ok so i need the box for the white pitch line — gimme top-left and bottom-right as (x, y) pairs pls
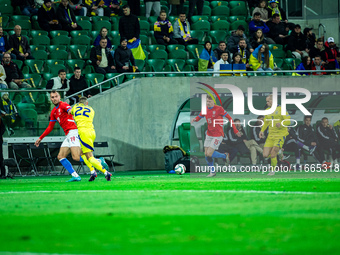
(0, 190), (340, 195)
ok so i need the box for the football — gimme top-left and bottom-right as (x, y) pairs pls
(174, 164), (186, 175)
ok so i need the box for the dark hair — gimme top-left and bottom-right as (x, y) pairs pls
(204, 41), (212, 51)
(221, 51), (228, 56)
(272, 13), (280, 19)
(58, 69), (66, 75)
(100, 37), (107, 42)
(74, 67), (81, 71)
(254, 28), (264, 41)
(239, 38), (246, 43)
(304, 115), (312, 121)
(257, 115), (264, 119)
(50, 90), (58, 94)
(316, 38), (323, 43)
(160, 10), (167, 15)
(232, 53), (242, 63)
(100, 27), (108, 37)
(179, 12), (186, 16)
(258, 0), (267, 7)
(218, 41), (226, 45)
(258, 44), (270, 67)
(301, 56), (311, 69)
(122, 5), (130, 9)
(254, 12), (261, 17)
(322, 117), (328, 121)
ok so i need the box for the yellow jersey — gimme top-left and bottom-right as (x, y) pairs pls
(261, 105), (290, 137)
(70, 103), (95, 130)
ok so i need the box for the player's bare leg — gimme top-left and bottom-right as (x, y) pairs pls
(58, 147), (81, 182)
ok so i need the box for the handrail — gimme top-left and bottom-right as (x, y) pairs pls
(318, 23), (326, 42)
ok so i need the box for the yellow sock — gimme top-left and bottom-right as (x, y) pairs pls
(81, 155), (94, 172)
(89, 156), (106, 174)
(271, 156), (277, 169)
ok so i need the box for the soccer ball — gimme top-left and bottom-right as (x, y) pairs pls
(175, 164), (186, 175)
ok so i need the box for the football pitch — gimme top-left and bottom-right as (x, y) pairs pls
(1, 171), (340, 255)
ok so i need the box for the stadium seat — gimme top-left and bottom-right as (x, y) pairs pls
(12, 60), (23, 70)
(135, 59), (145, 71)
(228, 16), (246, 23)
(92, 16), (110, 22)
(148, 31), (157, 45)
(77, 20), (92, 32)
(70, 30), (89, 38)
(168, 16), (177, 23)
(86, 73), (105, 88)
(169, 49), (187, 60)
(165, 59), (186, 72)
(49, 64), (67, 76)
(51, 35), (71, 47)
(211, 6), (230, 16)
(167, 45), (186, 52)
(23, 73), (42, 88)
(49, 50), (69, 60)
(211, 20), (230, 31)
(191, 15), (209, 24)
(11, 15), (29, 22)
(30, 45), (46, 52)
(230, 5), (248, 16)
(110, 31), (121, 46)
(0, 3), (13, 15)
(7, 20), (32, 31)
(110, 16), (119, 31)
(274, 58), (284, 69)
(230, 20), (249, 32)
(283, 58), (301, 70)
(229, 1), (247, 9)
(20, 109), (38, 128)
(186, 58), (198, 67)
(24, 60), (45, 74)
(268, 44), (284, 51)
(47, 45), (68, 53)
(178, 123), (202, 156)
(49, 30), (69, 38)
(271, 49), (286, 59)
(210, 16), (228, 23)
(149, 49), (168, 60)
(93, 20), (111, 33)
(147, 45), (166, 52)
(1, 16), (10, 28)
(209, 30), (227, 44)
(31, 35), (50, 46)
(69, 45), (87, 59)
(139, 20), (150, 36)
(140, 35), (150, 45)
(75, 16), (91, 22)
(210, 1), (229, 8)
(31, 50), (48, 61)
(145, 59), (166, 76)
(43, 73), (54, 81)
(106, 73), (124, 87)
(187, 45), (204, 59)
(202, 5), (212, 16)
(66, 59), (86, 72)
(71, 35), (91, 48)
(190, 30), (205, 44)
(148, 16), (158, 24)
(30, 30), (49, 37)
(191, 20), (211, 32)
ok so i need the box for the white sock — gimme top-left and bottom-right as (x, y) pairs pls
(296, 158), (301, 164)
(71, 172), (79, 177)
(91, 170), (96, 174)
(104, 170), (108, 176)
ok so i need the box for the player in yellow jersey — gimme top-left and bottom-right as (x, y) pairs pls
(259, 95), (291, 175)
(68, 97), (112, 181)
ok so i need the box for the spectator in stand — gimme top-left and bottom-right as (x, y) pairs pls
(295, 56), (312, 76)
(90, 38), (116, 75)
(310, 38), (325, 60)
(198, 41), (217, 71)
(93, 27), (113, 50)
(231, 38), (251, 65)
(127, 0), (140, 16)
(267, 0), (288, 23)
(145, 0), (160, 19)
(228, 119), (263, 166)
(169, 0), (184, 16)
(153, 10), (178, 46)
(84, 0), (104, 16)
(0, 27), (16, 63)
(304, 27), (316, 51)
(188, 0), (204, 23)
(231, 53), (246, 76)
(67, 67), (91, 105)
(119, 5), (140, 44)
(213, 41), (231, 64)
(103, 0), (121, 17)
(252, 0), (269, 22)
(12, 0), (38, 16)
(228, 25), (253, 54)
(249, 44), (274, 75)
(46, 69), (70, 90)
(250, 28), (272, 49)
(266, 13), (289, 45)
(249, 12), (270, 37)
(0, 64), (8, 89)
(173, 13), (198, 46)
(217, 131), (238, 165)
(1, 53), (31, 89)
(311, 55), (326, 75)
(56, 0), (83, 32)
(252, 115), (267, 163)
(69, 0), (87, 16)
(0, 92), (19, 136)
(213, 51), (230, 77)
(8, 26), (34, 62)
(321, 37), (339, 72)
(287, 24), (309, 59)
(114, 38), (139, 73)
(317, 117), (340, 165)
(38, 0), (62, 32)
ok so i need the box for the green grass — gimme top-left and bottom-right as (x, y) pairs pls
(1, 171), (340, 255)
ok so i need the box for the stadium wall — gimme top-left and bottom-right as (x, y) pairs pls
(90, 76), (340, 171)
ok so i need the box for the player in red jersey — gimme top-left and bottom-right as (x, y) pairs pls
(35, 91), (94, 182)
(191, 95), (241, 177)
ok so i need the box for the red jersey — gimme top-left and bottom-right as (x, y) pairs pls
(50, 101), (77, 135)
(194, 105), (238, 137)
